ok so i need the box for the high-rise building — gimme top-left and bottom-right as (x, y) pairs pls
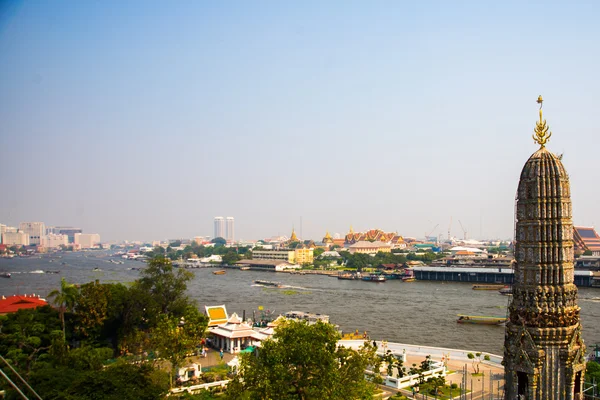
(19, 222), (46, 245)
(74, 233), (101, 249)
(214, 217), (225, 239)
(2, 231), (30, 246)
(41, 234), (69, 248)
(226, 217), (235, 242)
(503, 97), (585, 399)
(50, 227), (83, 243)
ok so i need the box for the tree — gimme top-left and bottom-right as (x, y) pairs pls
(583, 250), (593, 256)
(587, 360), (600, 384)
(211, 237), (227, 245)
(151, 306), (208, 387)
(313, 248), (325, 258)
(0, 306), (62, 373)
(466, 352), (489, 374)
(226, 320), (376, 399)
(222, 250), (240, 265)
(64, 361), (169, 400)
(74, 281), (111, 341)
(48, 277), (79, 339)
(137, 256), (194, 321)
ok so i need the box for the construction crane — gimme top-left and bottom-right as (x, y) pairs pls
(425, 224), (439, 240)
(459, 220), (467, 240)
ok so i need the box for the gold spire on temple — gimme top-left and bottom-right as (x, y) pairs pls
(322, 231), (333, 244)
(349, 225), (354, 234)
(289, 227), (298, 242)
(533, 95), (552, 148)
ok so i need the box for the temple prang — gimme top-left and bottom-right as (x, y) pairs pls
(503, 97), (586, 399)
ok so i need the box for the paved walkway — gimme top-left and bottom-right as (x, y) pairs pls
(185, 348), (237, 369)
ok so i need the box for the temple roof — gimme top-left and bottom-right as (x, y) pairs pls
(0, 295), (48, 315)
(205, 305), (229, 326)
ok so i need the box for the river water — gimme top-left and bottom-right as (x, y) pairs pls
(2, 252), (600, 355)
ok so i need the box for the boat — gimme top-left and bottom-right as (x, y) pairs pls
(456, 315), (507, 325)
(472, 284), (506, 290)
(402, 276), (416, 282)
(499, 286), (513, 296)
(254, 280), (283, 288)
(240, 266), (250, 271)
(361, 274), (386, 282)
(338, 272), (360, 280)
(0, 272), (11, 278)
(213, 270), (226, 275)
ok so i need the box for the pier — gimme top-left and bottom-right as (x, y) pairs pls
(411, 266), (596, 287)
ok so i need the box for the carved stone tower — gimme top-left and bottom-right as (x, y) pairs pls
(504, 97), (586, 399)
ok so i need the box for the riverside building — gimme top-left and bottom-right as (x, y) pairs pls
(19, 222), (45, 245)
(503, 97), (586, 399)
(74, 233), (100, 249)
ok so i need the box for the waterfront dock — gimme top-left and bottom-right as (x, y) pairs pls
(411, 265), (596, 287)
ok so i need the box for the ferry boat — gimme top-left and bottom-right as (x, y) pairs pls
(254, 280), (283, 288)
(472, 284), (506, 290)
(213, 270), (226, 275)
(402, 276), (416, 282)
(456, 315), (507, 325)
(0, 272), (11, 278)
(338, 272), (360, 280)
(240, 266), (250, 271)
(361, 274), (386, 282)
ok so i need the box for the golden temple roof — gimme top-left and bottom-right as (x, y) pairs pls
(289, 228), (298, 242)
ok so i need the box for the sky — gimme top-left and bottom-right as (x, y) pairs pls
(0, 1), (598, 243)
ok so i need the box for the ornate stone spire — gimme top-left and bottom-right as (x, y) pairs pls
(503, 97), (585, 400)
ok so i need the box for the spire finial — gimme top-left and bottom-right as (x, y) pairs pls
(533, 95), (552, 148)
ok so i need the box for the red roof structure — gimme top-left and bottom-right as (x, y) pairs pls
(0, 295), (48, 315)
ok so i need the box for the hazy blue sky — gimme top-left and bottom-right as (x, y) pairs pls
(1, 1), (598, 242)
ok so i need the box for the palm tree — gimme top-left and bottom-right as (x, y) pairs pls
(48, 277), (78, 339)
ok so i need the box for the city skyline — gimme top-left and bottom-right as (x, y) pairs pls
(1, 2), (598, 242)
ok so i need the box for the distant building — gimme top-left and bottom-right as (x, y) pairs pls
(322, 231), (334, 246)
(226, 217), (235, 242)
(253, 249), (295, 263)
(41, 234), (69, 248)
(74, 233), (100, 249)
(252, 248), (313, 265)
(344, 227), (405, 248)
(348, 240), (391, 255)
(294, 248), (314, 265)
(214, 217), (225, 239)
(2, 231), (30, 246)
(19, 222), (45, 245)
(236, 259), (300, 271)
(53, 227), (82, 243)
(574, 226), (600, 256)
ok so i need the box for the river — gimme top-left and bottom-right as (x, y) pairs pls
(2, 252), (599, 355)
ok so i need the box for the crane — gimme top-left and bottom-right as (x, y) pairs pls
(425, 224), (439, 240)
(459, 220), (467, 240)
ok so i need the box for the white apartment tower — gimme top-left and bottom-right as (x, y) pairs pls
(19, 222), (46, 245)
(214, 217), (225, 240)
(226, 217), (235, 242)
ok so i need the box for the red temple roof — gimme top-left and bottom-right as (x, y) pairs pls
(0, 295), (48, 314)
